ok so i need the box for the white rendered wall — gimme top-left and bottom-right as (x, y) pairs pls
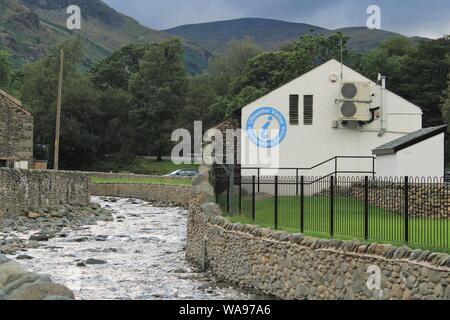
(395, 133), (444, 178)
(241, 59), (423, 177)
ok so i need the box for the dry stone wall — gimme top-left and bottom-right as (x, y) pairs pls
(187, 166), (450, 300)
(90, 183), (191, 207)
(0, 168), (90, 218)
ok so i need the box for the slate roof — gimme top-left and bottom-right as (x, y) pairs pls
(372, 125), (448, 156)
(0, 89), (31, 116)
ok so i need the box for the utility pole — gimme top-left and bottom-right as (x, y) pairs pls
(54, 49), (64, 170)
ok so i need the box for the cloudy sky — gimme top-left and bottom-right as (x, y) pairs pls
(103, 0), (450, 38)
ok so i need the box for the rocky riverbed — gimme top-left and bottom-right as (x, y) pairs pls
(0, 197), (266, 300)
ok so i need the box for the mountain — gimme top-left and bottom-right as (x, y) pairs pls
(0, 0), (211, 74)
(326, 27), (408, 52)
(164, 18), (327, 52)
(164, 17), (425, 53)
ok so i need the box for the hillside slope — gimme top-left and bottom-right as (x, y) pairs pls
(164, 18), (327, 52)
(0, 0), (210, 74)
(164, 17), (425, 52)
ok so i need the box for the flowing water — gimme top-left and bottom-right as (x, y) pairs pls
(12, 197), (263, 300)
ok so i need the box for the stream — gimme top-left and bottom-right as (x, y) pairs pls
(10, 197), (263, 300)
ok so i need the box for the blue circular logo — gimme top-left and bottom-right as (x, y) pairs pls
(246, 107), (287, 148)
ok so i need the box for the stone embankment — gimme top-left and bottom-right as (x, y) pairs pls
(0, 168), (90, 219)
(186, 166), (450, 300)
(90, 183), (191, 207)
(0, 202), (112, 255)
(0, 168), (113, 300)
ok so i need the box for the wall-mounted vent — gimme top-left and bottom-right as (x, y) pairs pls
(289, 95), (299, 125)
(304, 95), (313, 125)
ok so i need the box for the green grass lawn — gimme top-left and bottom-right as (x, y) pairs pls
(221, 195), (450, 253)
(93, 158), (199, 176)
(91, 176), (192, 186)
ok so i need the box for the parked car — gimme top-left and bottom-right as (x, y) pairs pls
(163, 169), (199, 177)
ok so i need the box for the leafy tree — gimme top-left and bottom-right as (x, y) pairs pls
(394, 36), (450, 127)
(58, 77), (103, 169)
(96, 87), (135, 159)
(208, 37), (262, 96)
(89, 44), (150, 90)
(0, 50), (12, 89)
(20, 37), (90, 167)
(441, 54), (450, 124)
(217, 33), (354, 116)
(184, 74), (218, 129)
(129, 39), (188, 161)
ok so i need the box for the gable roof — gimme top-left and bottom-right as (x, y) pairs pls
(372, 125), (448, 156)
(237, 59), (422, 115)
(0, 89), (31, 116)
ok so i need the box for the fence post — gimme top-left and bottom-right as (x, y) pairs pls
(372, 157), (376, 178)
(330, 175), (334, 238)
(296, 169), (299, 196)
(404, 176), (409, 244)
(257, 168), (261, 193)
(226, 175), (230, 213)
(274, 176), (279, 230)
(238, 177), (242, 214)
(334, 157), (338, 177)
(364, 176), (369, 241)
(215, 177), (219, 204)
(300, 176), (305, 233)
(252, 176), (256, 222)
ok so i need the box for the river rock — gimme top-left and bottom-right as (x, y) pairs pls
(0, 254), (9, 264)
(29, 233), (50, 242)
(6, 281), (74, 300)
(0, 273), (42, 296)
(27, 212), (41, 219)
(16, 255), (33, 260)
(0, 261), (26, 288)
(85, 258), (107, 265)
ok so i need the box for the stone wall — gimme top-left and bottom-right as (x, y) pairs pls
(0, 89), (33, 166)
(90, 183), (191, 207)
(85, 171), (192, 181)
(0, 168), (90, 218)
(328, 180), (450, 217)
(187, 166), (450, 300)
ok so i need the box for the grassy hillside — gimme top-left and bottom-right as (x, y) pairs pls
(0, 0), (210, 74)
(164, 17), (428, 53)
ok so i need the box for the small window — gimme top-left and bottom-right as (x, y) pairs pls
(289, 95), (299, 125)
(304, 95), (313, 125)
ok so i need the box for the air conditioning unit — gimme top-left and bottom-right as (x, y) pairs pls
(339, 82), (372, 122)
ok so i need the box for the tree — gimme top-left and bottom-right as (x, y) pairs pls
(208, 37), (262, 96)
(441, 54), (450, 123)
(20, 37), (90, 167)
(129, 39), (188, 161)
(184, 74), (218, 129)
(89, 44), (149, 90)
(0, 50), (12, 90)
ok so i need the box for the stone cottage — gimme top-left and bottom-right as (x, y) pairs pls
(0, 89), (33, 169)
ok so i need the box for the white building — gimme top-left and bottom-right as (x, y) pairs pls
(240, 59), (445, 178)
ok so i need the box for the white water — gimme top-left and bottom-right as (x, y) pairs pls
(14, 197), (262, 300)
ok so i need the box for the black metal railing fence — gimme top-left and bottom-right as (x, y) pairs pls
(214, 174), (449, 252)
